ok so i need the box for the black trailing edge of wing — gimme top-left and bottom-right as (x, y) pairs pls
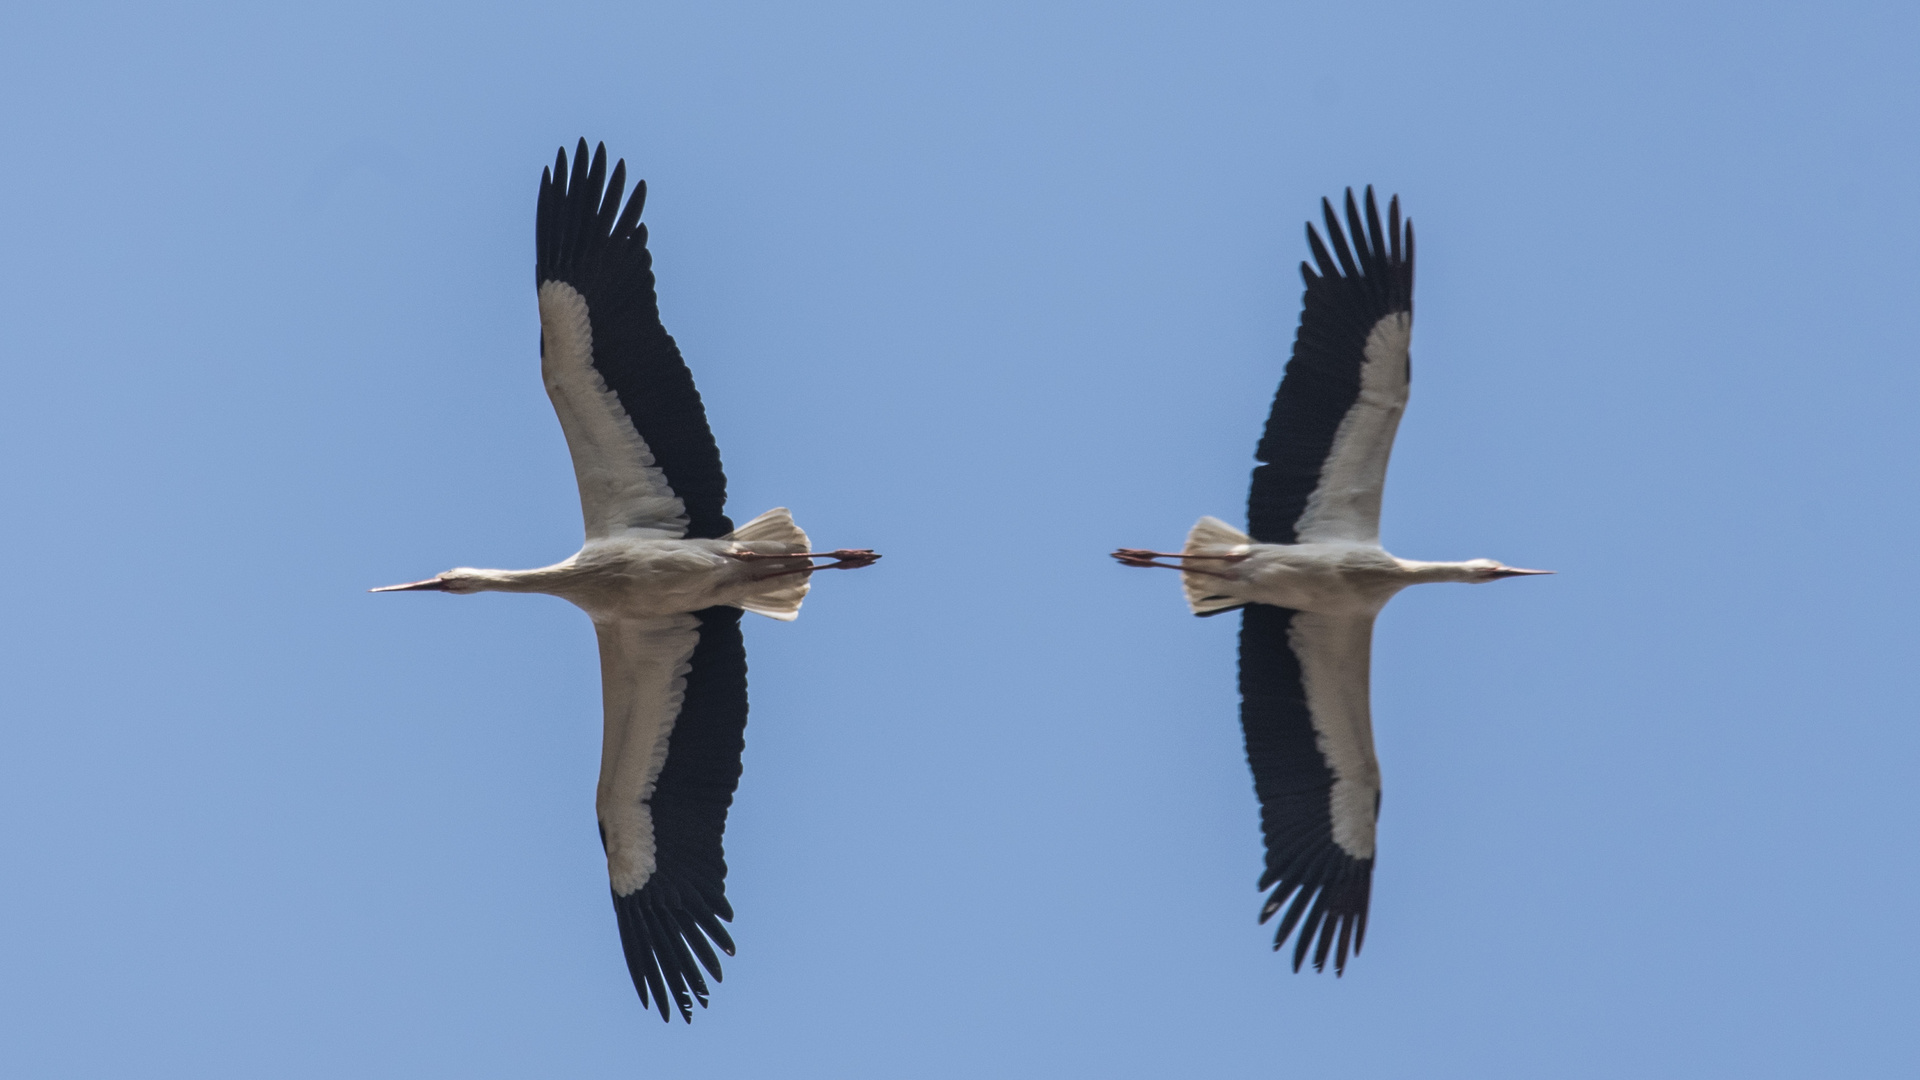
(536, 140), (734, 539)
(1248, 187), (1413, 545)
(609, 606), (751, 1022)
(1239, 604), (1374, 974)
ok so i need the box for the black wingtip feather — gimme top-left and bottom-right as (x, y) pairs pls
(1405, 221), (1415, 304)
(1260, 869), (1373, 975)
(614, 881), (735, 1024)
(1362, 187), (1384, 267)
(1342, 189), (1371, 278)
(615, 178), (647, 236)
(645, 904), (703, 1021)
(1291, 895), (1330, 972)
(584, 143), (608, 211)
(1305, 224), (1338, 280)
(1312, 901), (1340, 972)
(672, 908), (726, 982)
(1387, 195), (1401, 264)
(701, 912), (737, 956)
(568, 139), (590, 202)
(600, 159), (627, 227)
(1271, 885), (1315, 950)
(1321, 198), (1361, 279)
(623, 903), (673, 1023)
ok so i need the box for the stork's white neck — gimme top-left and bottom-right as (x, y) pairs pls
(439, 564), (586, 595)
(1393, 559), (1498, 584)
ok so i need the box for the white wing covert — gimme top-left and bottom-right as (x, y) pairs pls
(594, 614), (702, 897)
(541, 283), (690, 539)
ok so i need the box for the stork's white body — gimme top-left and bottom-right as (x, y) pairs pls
(560, 536), (800, 619)
(425, 514), (816, 621)
(1183, 527), (1509, 618)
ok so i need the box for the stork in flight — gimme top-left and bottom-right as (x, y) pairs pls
(1112, 189), (1547, 975)
(376, 141), (879, 1022)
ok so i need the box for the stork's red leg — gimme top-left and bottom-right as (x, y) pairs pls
(1109, 549), (1241, 578)
(729, 549), (882, 576)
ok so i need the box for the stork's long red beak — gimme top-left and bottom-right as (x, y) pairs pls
(370, 578), (450, 593)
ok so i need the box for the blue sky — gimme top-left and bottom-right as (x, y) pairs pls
(2, 1), (1918, 1076)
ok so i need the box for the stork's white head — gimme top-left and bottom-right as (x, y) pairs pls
(1462, 558), (1554, 583)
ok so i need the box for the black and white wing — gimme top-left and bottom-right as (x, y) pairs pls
(595, 609), (749, 1022)
(536, 140), (733, 542)
(1248, 188), (1413, 546)
(1235, 190), (1410, 974)
(1240, 605), (1379, 974)
(537, 143), (747, 1021)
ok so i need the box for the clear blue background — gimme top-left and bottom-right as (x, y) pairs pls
(2, 2), (1916, 1076)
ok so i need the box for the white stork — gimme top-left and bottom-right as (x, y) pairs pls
(1112, 189), (1547, 975)
(376, 141), (879, 1022)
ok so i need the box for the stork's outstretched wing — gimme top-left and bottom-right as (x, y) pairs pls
(1248, 188), (1413, 545)
(594, 608), (750, 1022)
(540, 142), (748, 1022)
(1239, 604), (1379, 974)
(536, 140), (733, 542)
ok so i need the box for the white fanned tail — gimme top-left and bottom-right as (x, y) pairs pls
(1183, 516), (1254, 615)
(728, 507), (812, 621)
